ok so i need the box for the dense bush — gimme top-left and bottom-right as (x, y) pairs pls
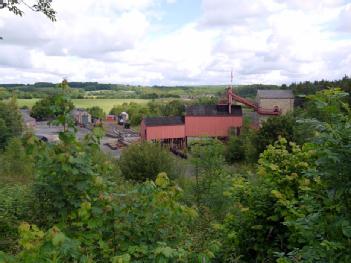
(279, 89), (351, 262)
(225, 124), (258, 164)
(225, 135), (245, 163)
(219, 89), (351, 262)
(87, 106), (105, 120)
(0, 185), (33, 254)
(254, 114), (298, 156)
(119, 142), (176, 182)
(190, 139), (227, 212)
(0, 137), (34, 184)
(219, 138), (317, 262)
(30, 96), (55, 121)
(30, 95), (74, 122)
(0, 98), (23, 150)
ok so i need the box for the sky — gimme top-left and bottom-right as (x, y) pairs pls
(0, 0), (350, 85)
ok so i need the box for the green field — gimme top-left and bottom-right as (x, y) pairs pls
(16, 99), (151, 113)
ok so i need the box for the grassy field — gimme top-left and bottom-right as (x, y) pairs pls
(16, 99), (151, 113)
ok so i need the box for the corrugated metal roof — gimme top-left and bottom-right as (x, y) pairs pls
(186, 105), (242, 116)
(144, 116), (185, 127)
(257, 90), (294, 99)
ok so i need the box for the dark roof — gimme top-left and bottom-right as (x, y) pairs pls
(257, 90), (294, 99)
(186, 105), (242, 116)
(144, 116), (185, 127)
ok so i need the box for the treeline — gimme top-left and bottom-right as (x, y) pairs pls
(1, 75), (351, 95)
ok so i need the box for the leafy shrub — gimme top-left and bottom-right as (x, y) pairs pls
(1, 174), (215, 262)
(279, 89), (351, 262)
(225, 135), (245, 163)
(30, 96), (55, 121)
(87, 106), (105, 120)
(0, 185), (33, 253)
(31, 95), (74, 122)
(254, 114), (298, 156)
(219, 138), (316, 262)
(0, 137), (34, 184)
(32, 130), (112, 226)
(119, 142), (176, 182)
(0, 98), (23, 149)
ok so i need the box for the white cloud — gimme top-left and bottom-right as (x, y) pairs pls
(337, 3), (351, 32)
(0, 0), (350, 85)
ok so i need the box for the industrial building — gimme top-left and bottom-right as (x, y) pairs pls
(141, 88), (294, 146)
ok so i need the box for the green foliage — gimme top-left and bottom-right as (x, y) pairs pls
(0, 137), (34, 184)
(225, 135), (245, 163)
(3, 81), (351, 262)
(0, 97), (23, 150)
(110, 102), (149, 126)
(220, 88), (351, 262)
(147, 100), (186, 117)
(219, 138), (316, 262)
(0, 185), (33, 254)
(48, 81), (75, 132)
(225, 124), (258, 164)
(110, 173), (202, 262)
(87, 106), (105, 120)
(30, 82), (75, 124)
(32, 129), (112, 226)
(190, 139), (227, 212)
(0, 81), (216, 262)
(2, 174), (209, 262)
(255, 114), (299, 156)
(110, 99), (186, 126)
(3, 223), (84, 262)
(29, 96), (55, 120)
(119, 142), (176, 182)
(0, 87), (11, 100)
(279, 89), (351, 262)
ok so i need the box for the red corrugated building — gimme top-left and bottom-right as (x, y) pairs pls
(140, 103), (243, 146)
(141, 116), (185, 141)
(185, 105), (242, 137)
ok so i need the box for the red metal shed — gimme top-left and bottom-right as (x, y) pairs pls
(141, 104), (243, 143)
(185, 105), (242, 137)
(141, 116), (185, 141)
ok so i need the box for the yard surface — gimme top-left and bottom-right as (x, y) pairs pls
(16, 99), (151, 113)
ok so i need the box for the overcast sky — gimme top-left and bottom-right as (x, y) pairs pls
(0, 0), (350, 85)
